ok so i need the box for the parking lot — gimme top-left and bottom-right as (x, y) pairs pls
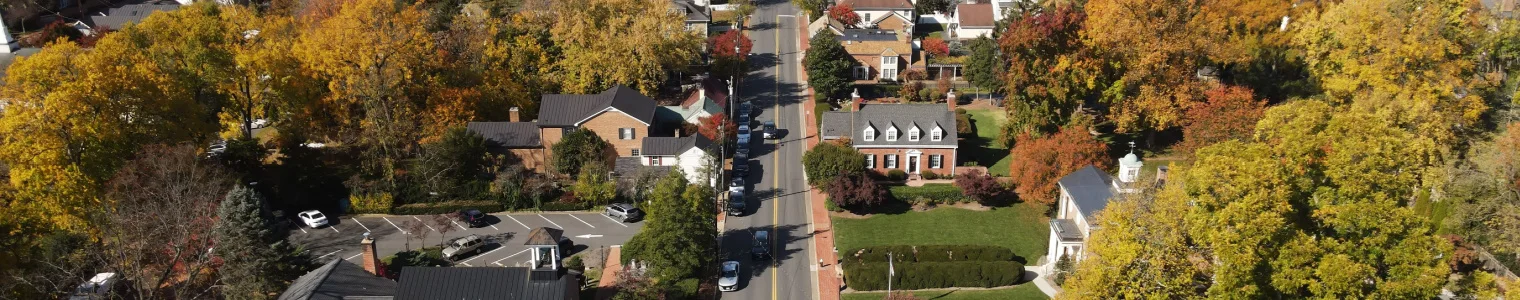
(287, 211), (644, 268)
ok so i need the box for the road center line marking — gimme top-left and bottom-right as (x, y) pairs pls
(317, 250), (342, 259)
(412, 216), (439, 232)
(600, 213), (630, 227)
(460, 247), (505, 264)
(538, 214), (563, 229)
(567, 214), (596, 228)
(773, 14), (783, 300)
(350, 218), (371, 233)
(505, 215), (530, 229)
(345, 253), (362, 260)
(491, 248), (533, 266)
(382, 217), (408, 234)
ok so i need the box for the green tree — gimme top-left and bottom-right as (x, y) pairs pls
(214, 185), (309, 299)
(804, 30), (856, 101)
(573, 163), (617, 205)
(621, 171), (716, 282)
(914, 0), (951, 15)
(416, 127), (488, 197)
(963, 36), (1002, 97)
(727, 0), (756, 28)
(551, 129), (612, 177)
(802, 141), (866, 188)
(792, 0), (828, 21)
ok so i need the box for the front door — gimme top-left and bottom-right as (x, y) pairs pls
(907, 155), (919, 174)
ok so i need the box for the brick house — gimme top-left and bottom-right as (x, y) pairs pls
(838, 0), (914, 30)
(807, 16), (916, 82)
(467, 85), (661, 173)
(819, 95), (959, 177)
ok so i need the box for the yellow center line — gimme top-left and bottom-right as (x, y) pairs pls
(771, 13), (782, 300)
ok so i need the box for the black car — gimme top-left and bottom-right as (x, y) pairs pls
(733, 160), (749, 179)
(762, 121), (777, 140)
(458, 209), (489, 228)
(751, 230), (770, 260)
(727, 190), (746, 216)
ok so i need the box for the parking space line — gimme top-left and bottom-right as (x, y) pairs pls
(298, 227), (308, 234)
(412, 216), (439, 232)
(351, 218), (371, 233)
(317, 250), (342, 260)
(382, 217), (408, 234)
(489, 223), (500, 230)
(567, 214), (595, 228)
(537, 214), (563, 229)
(451, 220), (468, 230)
(505, 215), (529, 229)
(460, 247), (505, 265)
(345, 253), (362, 261)
(459, 262), (472, 266)
(600, 214), (630, 227)
(329, 225), (339, 233)
(491, 248), (533, 266)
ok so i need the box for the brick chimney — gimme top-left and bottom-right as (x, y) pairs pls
(509, 107), (520, 122)
(851, 88), (863, 111)
(361, 235), (380, 276)
(946, 89), (958, 112)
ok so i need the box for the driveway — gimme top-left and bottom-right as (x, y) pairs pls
(286, 211), (644, 268)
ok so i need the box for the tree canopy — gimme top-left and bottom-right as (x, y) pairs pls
(804, 30), (857, 101)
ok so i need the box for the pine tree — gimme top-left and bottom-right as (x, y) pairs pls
(214, 185), (308, 299)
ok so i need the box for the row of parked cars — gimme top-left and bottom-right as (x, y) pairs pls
(719, 230), (771, 292)
(727, 101), (778, 217)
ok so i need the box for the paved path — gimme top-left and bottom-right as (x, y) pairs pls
(596, 247), (623, 300)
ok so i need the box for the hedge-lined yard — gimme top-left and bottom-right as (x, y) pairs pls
(840, 285), (1049, 300)
(843, 245), (1016, 263)
(844, 260), (1025, 290)
(888, 184), (969, 204)
(833, 203), (1049, 263)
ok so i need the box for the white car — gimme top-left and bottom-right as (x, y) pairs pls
(298, 210), (329, 228)
(719, 261), (740, 292)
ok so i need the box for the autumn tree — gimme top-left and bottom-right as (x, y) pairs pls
(922, 37), (948, 58)
(99, 145), (234, 299)
(709, 29), (754, 80)
(727, 0), (756, 28)
(1006, 126), (1110, 203)
(793, 0), (829, 21)
(828, 4), (861, 27)
(550, 0), (703, 95)
(697, 113), (738, 142)
(1445, 123), (1520, 266)
(574, 163), (617, 205)
(1176, 85), (1266, 155)
(954, 168), (1000, 203)
(802, 141), (866, 188)
(218, 7), (313, 139)
(805, 30), (857, 100)
(826, 172), (887, 208)
(998, 5), (1099, 137)
(552, 129), (612, 177)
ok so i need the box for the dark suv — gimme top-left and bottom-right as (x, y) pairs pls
(458, 209), (489, 228)
(727, 190), (746, 216)
(751, 230), (770, 260)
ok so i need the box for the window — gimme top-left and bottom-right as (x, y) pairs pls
(886, 128), (897, 141)
(562, 127), (575, 135)
(864, 127), (875, 141)
(650, 156), (662, 165)
(930, 155), (942, 168)
(886, 155), (898, 169)
(854, 66), (869, 80)
(863, 13), (871, 23)
(619, 128), (635, 140)
(932, 128), (943, 141)
(909, 128), (920, 141)
(631, 149), (641, 156)
(865, 154), (875, 168)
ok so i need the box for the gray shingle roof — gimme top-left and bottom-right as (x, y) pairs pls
(1050, 219), (1084, 242)
(524, 227), (564, 246)
(819, 104), (958, 147)
(89, 4), (180, 30)
(395, 267), (576, 300)
(1057, 165), (1116, 223)
(278, 259), (396, 300)
(641, 135), (713, 156)
(537, 85), (656, 127)
(673, 0), (711, 22)
(614, 157), (671, 180)
(467, 122), (541, 148)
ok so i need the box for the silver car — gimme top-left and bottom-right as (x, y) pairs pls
(719, 261), (740, 292)
(441, 235), (486, 261)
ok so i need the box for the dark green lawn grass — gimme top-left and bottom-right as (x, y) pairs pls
(960, 108), (1012, 176)
(832, 202), (1050, 263)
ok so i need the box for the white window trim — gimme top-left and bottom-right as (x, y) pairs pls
(865, 154), (875, 168)
(864, 127), (876, 141)
(930, 155), (942, 168)
(886, 154), (898, 169)
(931, 128), (943, 141)
(886, 128), (898, 141)
(909, 128), (920, 141)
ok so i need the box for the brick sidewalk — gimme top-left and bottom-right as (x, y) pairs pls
(595, 247), (623, 300)
(797, 14), (843, 300)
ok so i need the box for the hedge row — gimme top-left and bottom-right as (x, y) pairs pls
(391, 200), (504, 215)
(888, 184), (968, 204)
(349, 192), (395, 214)
(843, 260), (1025, 290)
(539, 201), (592, 211)
(843, 245), (1016, 263)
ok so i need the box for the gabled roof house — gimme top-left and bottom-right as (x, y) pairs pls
(1047, 148), (1167, 264)
(820, 91), (960, 178)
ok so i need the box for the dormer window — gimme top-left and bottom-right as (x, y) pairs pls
(885, 127), (898, 141)
(931, 127), (943, 141)
(863, 126), (876, 141)
(909, 128), (920, 141)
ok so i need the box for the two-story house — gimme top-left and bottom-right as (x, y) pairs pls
(809, 15), (916, 82)
(639, 135), (716, 185)
(840, 0), (914, 30)
(673, 0), (711, 38)
(1047, 150), (1163, 263)
(819, 92), (959, 177)
(467, 85), (660, 174)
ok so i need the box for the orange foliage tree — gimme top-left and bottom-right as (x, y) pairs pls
(698, 113), (738, 142)
(1007, 126), (1110, 203)
(828, 4), (860, 26)
(1176, 85), (1266, 155)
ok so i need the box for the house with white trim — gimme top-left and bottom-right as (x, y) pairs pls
(639, 135), (716, 185)
(1047, 149), (1164, 263)
(818, 91), (960, 178)
(468, 85), (663, 174)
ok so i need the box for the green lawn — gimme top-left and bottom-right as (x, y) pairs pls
(841, 284), (1049, 300)
(961, 108), (1012, 176)
(832, 203), (1050, 262)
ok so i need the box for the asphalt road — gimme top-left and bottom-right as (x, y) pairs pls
(287, 212), (644, 270)
(721, 0), (813, 299)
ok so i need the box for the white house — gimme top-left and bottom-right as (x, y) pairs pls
(950, 1), (995, 38)
(639, 135), (716, 186)
(841, 0), (914, 29)
(1046, 150), (1152, 263)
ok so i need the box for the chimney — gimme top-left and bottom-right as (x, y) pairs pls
(509, 107), (520, 122)
(946, 89), (957, 112)
(1156, 166), (1170, 186)
(851, 89), (863, 111)
(361, 235), (380, 276)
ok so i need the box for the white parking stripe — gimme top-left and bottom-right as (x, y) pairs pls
(491, 248), (533, 266)
(599, 213), (630, 227)
(351, 218), (371, 233)
(460, 247), (506, 264)
(505, 215), (529, 229)
(412, 216), (439, 232)
(345, 253), (362, 260)
(459, 262), (472, 266)
(298, 227), (308, 234)
(489, 224), (500, 230)
(567, 214), (595, 228)
(329, 225), (340, 233)
(317, 250), (342, 259)
(451, 220), (468, 230)
(383, 217), (408, 234)
(537, 214), (563, 228)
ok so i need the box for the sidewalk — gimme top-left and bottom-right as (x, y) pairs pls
(595, 247), (623, 300)
(798, 13), (843, 300)
(1028, 263), (1061, 297)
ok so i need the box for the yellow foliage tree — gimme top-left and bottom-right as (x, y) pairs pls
(550, 0), (702, 95)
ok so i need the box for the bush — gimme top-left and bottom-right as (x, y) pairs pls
(921, 170), (940, 180)
(954, 108), (967, 115)
(566, 255), (585, 271)
(843, 245), (1016, 263)
(825, 197), (844, 212)
(380, 247), (447, 279)
(955, 111), (973, 135)
(886, 170), (908, 181)
(539, 201), (592, 211)
(888, 184), (968, 204)
(843, 260), (1025, 290)
(391, 200), (503, 215)
(349, 192), (395, 214)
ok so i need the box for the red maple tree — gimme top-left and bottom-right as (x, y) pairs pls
(923, 37), (950, 58)
(1177, 85), (1266, 155)
(954, 168), (1002, 202)
(828, 4), (861, 26)
(697, 113), (738, 142)
(708, 29), (754, 60)
(1007, 126), (1111, 204)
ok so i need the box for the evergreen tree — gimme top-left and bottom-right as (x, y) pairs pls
(214, 185), (309, 299)
(804, 30), (857, 101)
(963, 37), (1003, 97)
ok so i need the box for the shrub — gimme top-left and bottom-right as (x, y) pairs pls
(921, 170), (940, 180)
(955, 111), (973, 135)
(825, 198), (844, 212)
(566, 255), (585, 271)
(843, 260), (1025, 290)
(955, 108), (967, 115)
(888, 184), (967, 204)
(954, 169), (1001, 202)
(539, 201), (592, 211)
(349, 192), (395, 214)
(391, 200), (503, 215)
(843, 245), (1016, 263)
(886, 170), (908, 181)
(826, 172), (889, 208)
(381, 247), (447, 279)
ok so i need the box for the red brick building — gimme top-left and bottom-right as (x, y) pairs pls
(819, 96), (959, 177)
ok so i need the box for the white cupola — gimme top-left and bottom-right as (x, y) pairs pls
(1117, 141), (1143, 183)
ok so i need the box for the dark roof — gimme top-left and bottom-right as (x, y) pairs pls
(1057, 166), (1116, 222)
(1050, 219), (1084, 242)
(956, 3), (995, 28)
(839, 29), (901, 42)
(819, 104), (958, 147)
(841, 0), (913, 10)
(524, 227), (564, 246)
(641, 135), (713, 156)
(467, 122), (542, 148)
(672, 0), (711, 22)
(89, 3), (179, 29)
(537, 85), (657, 127)
(613, 157), (672, 180)
(278, 259), (397, 300)
(395, 267), (576, 300)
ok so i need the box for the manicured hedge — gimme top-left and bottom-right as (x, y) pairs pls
(888, 184), (968, 204)
(843, 245), (1016, 263)
(391, 200), (503, 215)
(539, 201), (592, 211)
(843, 260), (1025, 290)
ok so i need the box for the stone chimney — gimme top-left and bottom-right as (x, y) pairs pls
(361, 235), (380, 276)
(509, 107), (520, 122)
(946, 89), (958, 112)
(851, 89), (863, 111)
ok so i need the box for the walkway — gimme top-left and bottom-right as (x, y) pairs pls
(595, 246), (623, 300)
(799, 13), (843, 300)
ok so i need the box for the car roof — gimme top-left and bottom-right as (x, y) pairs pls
(611, 203), (634, 209)
(723, 261), (740, 269)
(755, 230), (768, 238)
(301, 210), (321, 214)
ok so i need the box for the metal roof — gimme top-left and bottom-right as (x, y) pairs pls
(641, 135), (713, 156)
(467, 122), (542, 148)
(537, 85), (656, 127)
(1057, 165), (1116, 222)
(1051, 219), (1084, 242)
(819, 104), (958, 147)
(394, 267), (576, 300)
(278, 259), (396, 300)
(839, 29), (901, 42)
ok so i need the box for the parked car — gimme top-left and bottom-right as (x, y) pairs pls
(735, 148), (750, 159)
(729, 177), (746, 194)
(736, 108), (751, 126)
(204, 140), (227, 159)
(604, 203), (644, 222)
(727, 190), (746, 216)
(297, 210), (328, 228)
(736, 124), (751, 144)
(762, 121), (777, 139)
(733, 160), (749, 180)
(719, 261), (741, 292)
(441, 234), (486, 261)
(458, 209), (489, 228)
(738, 102), (753, 117)
(69, 273), (119, 300)
(752, 230), (770, 261)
